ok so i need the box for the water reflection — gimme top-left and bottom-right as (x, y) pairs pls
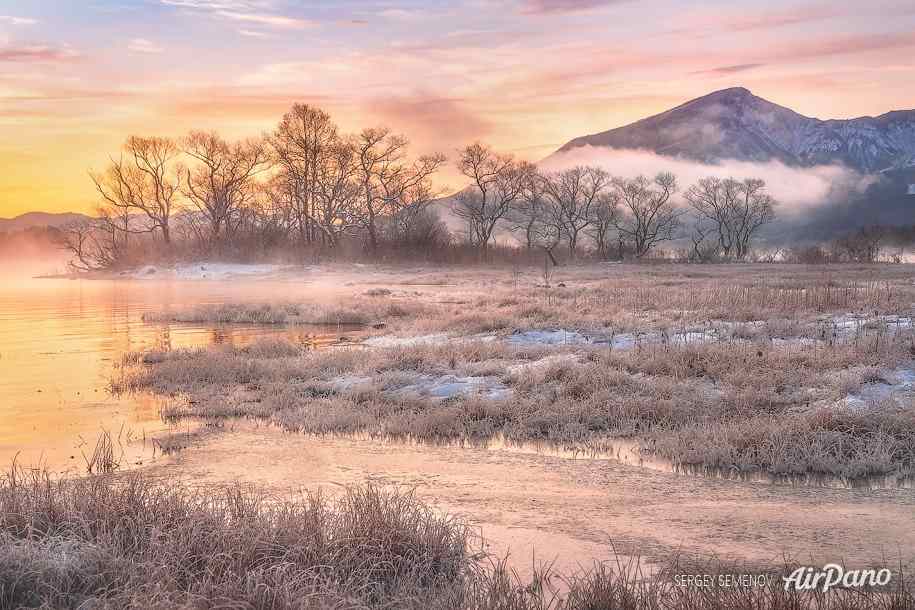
(0, 276), (363, 472)
(341, 432), (915, 491)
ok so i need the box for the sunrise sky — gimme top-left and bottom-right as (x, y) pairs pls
(1, 0), (914, 217)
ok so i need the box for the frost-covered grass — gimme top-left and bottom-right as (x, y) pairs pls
(2, 467), (911, 609)
(115, 324), (915, 478)
(142, 298), (429, 327)
(124, 264), (915, 478)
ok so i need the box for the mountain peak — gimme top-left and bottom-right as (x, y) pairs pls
(556, 88), (915, 173)
(703, 86), (754, 100)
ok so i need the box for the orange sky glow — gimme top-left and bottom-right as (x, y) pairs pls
(1, 0), (914, 216)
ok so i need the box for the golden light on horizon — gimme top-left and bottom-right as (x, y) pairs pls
(1, 0), (914, 218)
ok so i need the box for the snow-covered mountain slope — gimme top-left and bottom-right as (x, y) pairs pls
(557, 88), (915, 173)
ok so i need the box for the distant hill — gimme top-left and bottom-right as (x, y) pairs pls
(0, 212), (91, 233)
(557, 87), (915, 174)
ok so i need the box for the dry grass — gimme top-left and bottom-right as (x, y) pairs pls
(120, 264), (915, 479)
(1, 468), (911, 609)
(141, 297), (432, 328)
(114, 327), (915, 478)
(138, 264), (915, 337)
(79, 429), (123, 475)
(0, 467), (469, 609)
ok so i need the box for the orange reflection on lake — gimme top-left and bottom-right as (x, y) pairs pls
(0, 274), (354, 473)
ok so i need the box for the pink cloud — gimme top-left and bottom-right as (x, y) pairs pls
(692, 63), (766, 77)
(773, 31), (915, 60)
(0, 44), (80, 63)
(520, 0), (629, 14)
(676, 3), (842, 34)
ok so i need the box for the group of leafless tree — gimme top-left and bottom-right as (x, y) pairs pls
(61, 111), (778, 270)
(785, 226), (902, 264)
(63, 104), (447, 270)
(453, 143), (777, 262)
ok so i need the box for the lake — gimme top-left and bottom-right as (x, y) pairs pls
(0, 273), (361, 473)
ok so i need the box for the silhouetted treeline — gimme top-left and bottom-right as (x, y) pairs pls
(781, 225), (915, 264)
(60, 103), (789, 270)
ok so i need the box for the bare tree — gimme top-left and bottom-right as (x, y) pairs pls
(453, 143), (526, 253)
(388, 168), (444, 244)
(311, 139), (361, 247)
(90, 136), (181, 244)
(833, 226), (884, 262)
(354, 127), (445, 252)
(731, 178), (776, 259)
(611, 172), (681, 258)
(684, 176), (776, 260)
(386, 204), (450, 252)
(541, 166), (610, 258)
(686, 212), (718, 262)
(587, 189), (619, 259)
(59, 218), (119, 271)
(269, 104), (338, 247)
(505, 163), (553, 251)
(183, 131), (271, 247)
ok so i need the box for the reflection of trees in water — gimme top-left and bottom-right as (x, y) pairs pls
(148, 323), (365, 352)
(210, 328), (230, 345)
(672, 462), (915, 491)
(154, 326), (172, 351)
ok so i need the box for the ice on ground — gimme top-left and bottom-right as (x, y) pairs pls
(507, 329), (598, 346)
(506, 353), (583, 375)
(505, 328), (720, 349)
(125, 263), (290, 281)
(818, 314), (914, 336)
(669, 329), (719, 344)
(329, 372), (511, 401)
(365, 313), (913, 355)
(390, 374), (512, 401)
(363, 333), (451, 348)
(842, 367), (915, 411)
(329, 376), (375, 392)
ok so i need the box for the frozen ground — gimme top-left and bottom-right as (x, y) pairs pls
(128, 263), (291, 281)
(362, 333), (452, 348)
(365, 311), (915, 354)
(843, 367), (915, 411)
(330, 372), (511, 401)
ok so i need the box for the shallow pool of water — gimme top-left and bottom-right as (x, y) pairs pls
(0, 276), (366, 472)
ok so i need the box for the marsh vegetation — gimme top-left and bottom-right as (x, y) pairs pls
(6, 263), (915, 608)
(117, 264), (915, 482)
(2, 467), (911, 610)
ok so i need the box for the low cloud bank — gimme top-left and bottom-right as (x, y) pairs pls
(541, 145), (915, 244)
(543, 145), (876, 217)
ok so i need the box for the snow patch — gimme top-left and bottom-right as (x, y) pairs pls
(506, 353), (583, 375)
(505, 328), (719, 349)
(842, 367), (915, 411)
(329, 372), (511, 401)
(506, 329), (597, 346)
(390, 374), (512, 401)
(363, 333), (451, 348)
(124, 263), (289, 281)
(329, 376), (374, 392)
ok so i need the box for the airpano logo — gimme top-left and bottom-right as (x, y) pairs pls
(783, 564), (892, 592)
(907, 183), (915, 195)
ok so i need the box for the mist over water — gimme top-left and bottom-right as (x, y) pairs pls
(0, 275), (355, 472)
(0, 238), (70, 280)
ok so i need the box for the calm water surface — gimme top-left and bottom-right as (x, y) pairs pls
(0, 274), (357, 473)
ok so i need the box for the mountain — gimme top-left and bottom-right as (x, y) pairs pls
(557, 87), (915, 174)
(0, 212), (91, 233)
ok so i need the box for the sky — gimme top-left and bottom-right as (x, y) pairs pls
(1, 0), (914, 217)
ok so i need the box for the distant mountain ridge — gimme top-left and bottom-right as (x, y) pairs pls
(558, 87), (915, 174)
(0, 212), (91, 233)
